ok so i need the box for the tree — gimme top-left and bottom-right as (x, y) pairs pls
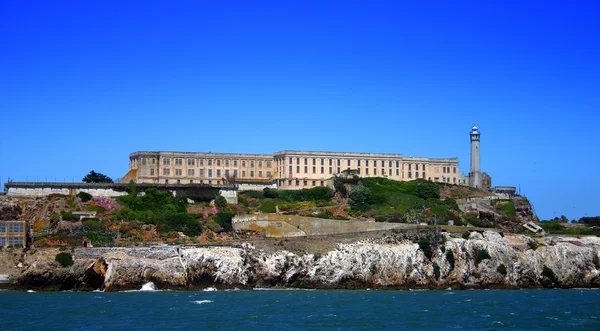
(82, 170), (113, 183)
(349, 185), (373, 211)
(214, 195), (228, 211)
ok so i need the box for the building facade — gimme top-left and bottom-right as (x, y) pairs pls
(124, 150), (460, 190)
(0, 221), (28, 248)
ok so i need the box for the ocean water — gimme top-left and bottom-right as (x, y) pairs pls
(1, 288), (599, 330)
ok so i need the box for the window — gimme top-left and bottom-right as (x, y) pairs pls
(217, 170), (221, 177)
(297, 166), (300, 173)
(208, 169), (213, 177)
(396, 161), (399, 167)
(0, 224), (7, 233)
(199, 159), (204, 166)
(366, 168), (369, 175)
(337, 160), (340, 166)
(289, 166), (293, 174)
(312, 159), (316, 165)
(453, 167), (457, 173)
(303, 180), (308, 186)
(151, 158), (156, 164)
(258, 171), (263, 177)
(217, 159), (221, 166)
(415, 172), (419, 178)
(188, 169), (194, 176)
(337, 167), (340, 173)
(258, 161), (263, 168)
(347, 160), (351, 166)
(225, 169), (230, 177)
(374, 160), (377, 167)
(408, 164), (411, 170)
(453, 178), (457, 183)
(8, 237), (22, 247)
(266, 171), (271, 177)
(165, 179), (169, 184)
(416, 164), (419, 171)
(304, 166), (308, 173)
(266, 161), (271, 167)
(250, 161), (254, 168)
(8, 223), (24, 232)
(304, 159), (308, 165)
(422, 164), (426, 171)
(357, 168), (361, 174)
(225, 160), (229, 167)
(329, 167), (332, 174)
(396, 169), (399, 176)
(175, 169), (182, 176)
(366, 160), (369, 166)
(250, 171), (254, 177)
(175, 158), (182, 165)
(321, 167), (324, 174)
(163, 168), (170, 175)
(242, 171), (246, 177)
(296, 180), (300, 186)
(321, 181), (324, 186)
(200, 169), (205, 177)
(374, 168), (377, 175)
(188, 159), (195, 166)
(422, 172), (425, 178)
(358, 160), (361, 166)
(312, 166), (316, 173)
(389, 161), (392, 167)
(177, 179), (181, 184)
(142, 158), (146, 165)
(329, 159), (332, 166)
(234, 160), (238, 167)
(288, 180), (292, 185)
(408, 171), (412, 178)
(242, 160), (246, 167)
(208, 159), (212, 166)
(312, 181), (316, 186)
(321, 159), (324, 165)
(150, 169), (155, 176)
(190, 180), (193, 184)
(163, 158), (170, 165)
(234, 170), (238, 176)
(289, 157), (292, 164)
(389, 169), (392, 176)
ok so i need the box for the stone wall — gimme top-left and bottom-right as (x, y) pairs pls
(233, 214), (424, 238)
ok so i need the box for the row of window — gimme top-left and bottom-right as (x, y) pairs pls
(441, 166), (456, 174)
(142, 158), (272, 168)
(0, 223), (25, 233)
(288, 157), (406, 168)
(279, 179), (326, 187)
(0, 236), (24, 247)
(159, 168), (272, 178)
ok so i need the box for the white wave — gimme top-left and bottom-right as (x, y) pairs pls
(253, 287), (315, 291)
(93, 289), (105, 293)
(191, 300), (213, 305)
(140, 282), (157, 291)
(203, 287), (218, 292)
(27, 290), (35, 293)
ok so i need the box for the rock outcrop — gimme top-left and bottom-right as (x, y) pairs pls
(12, 232), (600, 291)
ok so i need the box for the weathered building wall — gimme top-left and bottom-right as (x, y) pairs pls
(233, 214), (424, 238)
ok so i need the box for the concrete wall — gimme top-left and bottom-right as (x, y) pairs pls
(237, 182), (277, 191)
(233, 214), (423, 238)
(7, 186), (127, 198)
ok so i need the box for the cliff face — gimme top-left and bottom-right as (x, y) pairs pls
(13, 232), (600, 291)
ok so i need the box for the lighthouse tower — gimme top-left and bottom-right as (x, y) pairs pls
(470, 125), (481, 188)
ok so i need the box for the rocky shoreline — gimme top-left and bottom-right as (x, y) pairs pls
(3, 231), (600, 291)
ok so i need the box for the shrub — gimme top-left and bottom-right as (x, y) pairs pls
(55, 252), (74, 267)
(475, 249), (491, 265)
(498, 201), (517, 217)
(83, 219), (105, 231)
(259, 202), (277, 213)
(213, 211), (234, 232)
(528, 240), (539, 250)
(76, 192), (93, 202)
(349, 185), (374, 211)
(263, 188), (278, 199)
(462, 231), (470, 240)
(60, 211), (78, 221)
(497, 264), (507, 276)
(214, 195), (228, 211)
(446, 249), (455, 269)
(419, 240), (434, 260)
(433, 262), (441, 279)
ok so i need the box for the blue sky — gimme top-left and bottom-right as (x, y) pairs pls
(1, 0), (599, 220)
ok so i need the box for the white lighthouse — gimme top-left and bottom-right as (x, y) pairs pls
(470, 125), (481, 188)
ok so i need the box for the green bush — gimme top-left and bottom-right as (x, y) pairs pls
(499, 201), (517, 217)
(462, 231), (470, 240)
(214, 195), (228, 211)
(76, 191), (93, 202)
(433, 262), (441, 279)
(540, 221), (566, 233)
(528, 240), (539, 250)
(263, 188), (278, 199)
(419, 240), (434, 260)
(475, 249), (491, 265)
(55, 252), (74, 267)
(497, 264), (507, 276)
(349, 185), (374, 211)
(446, 249), (455, 269)
(60, 211), (78, 221)
(464, 213), (493, 228)
(83, 219), (104, 231)
(259, 202), (277, 213)
(213, 211), (234, 232)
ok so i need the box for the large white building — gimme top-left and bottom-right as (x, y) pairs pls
(122, 149), (460, 190)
